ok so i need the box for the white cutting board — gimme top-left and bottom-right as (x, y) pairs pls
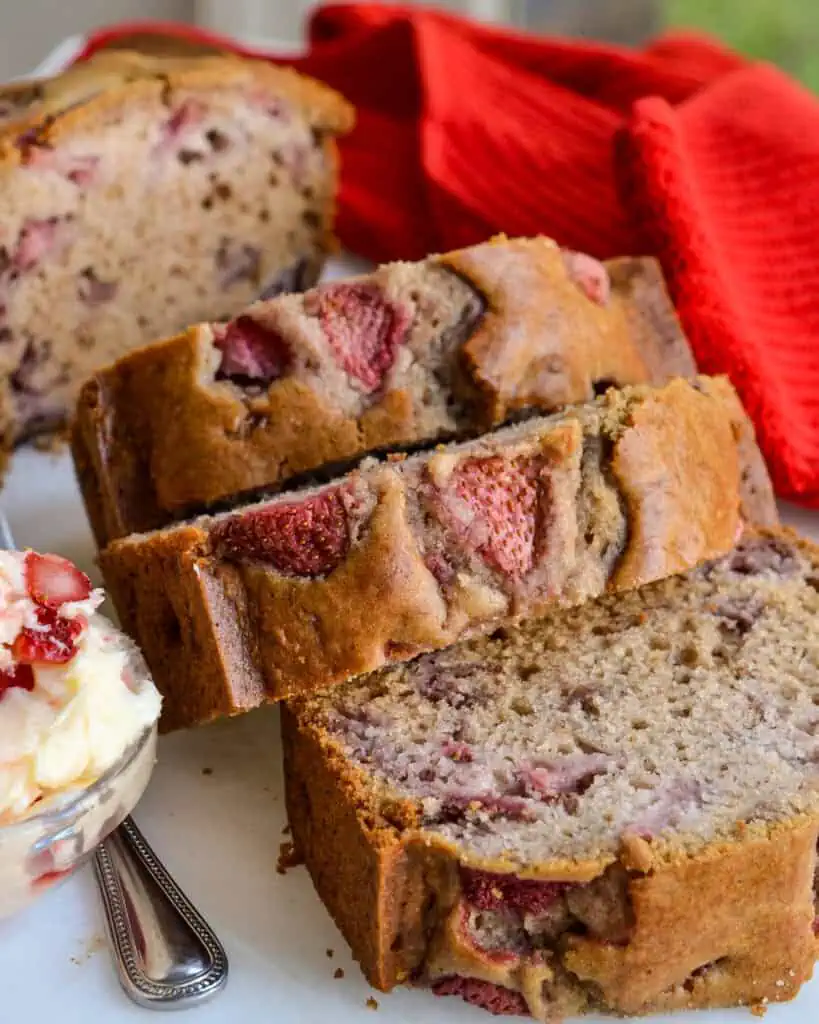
(2, 34), (818, 1024)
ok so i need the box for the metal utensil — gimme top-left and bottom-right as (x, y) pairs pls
(94, 817), (228, 1008)
(0, 515), (228, 1009)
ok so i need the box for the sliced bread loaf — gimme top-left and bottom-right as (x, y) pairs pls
(282, 530), (819, 1020)
(0, 50), (352, 456)
(99, 375), (776, 731)
(72, 235), (694, 544)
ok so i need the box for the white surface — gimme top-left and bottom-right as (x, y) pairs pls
(6, 34), (819, 1024)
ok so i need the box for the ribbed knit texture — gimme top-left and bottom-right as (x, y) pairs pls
(77, 8), (819, 505)
(618, 66), (819, 505)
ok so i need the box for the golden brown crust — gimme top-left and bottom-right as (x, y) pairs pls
(611, 377), (742, 588)
(282, 705), (819, 1017)
(443, 238), (695, 425)
(98, 377), (771, 732)
(566, 823), (817, 1013)
(73, 237), (695, 545)
(281, 704), (424, 990)
(0, 50), (353, 158)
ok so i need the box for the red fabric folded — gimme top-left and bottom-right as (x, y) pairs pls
(75, 10), (819, 505)
(618, 65), (819, 504)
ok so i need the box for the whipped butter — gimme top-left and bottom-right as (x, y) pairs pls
(0, 551), (161, 823)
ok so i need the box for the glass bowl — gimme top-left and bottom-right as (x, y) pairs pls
(0, 721), (157, 918)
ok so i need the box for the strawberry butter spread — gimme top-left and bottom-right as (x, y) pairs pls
(0, 550), (161, 822)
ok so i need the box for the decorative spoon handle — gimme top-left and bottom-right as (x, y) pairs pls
(0, 513), (228, 1009)
(94, 817), (229, 1008)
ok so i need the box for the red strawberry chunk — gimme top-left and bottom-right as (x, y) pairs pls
(25, 552), (91, 608)
(438, 456), (542, 579)
(317, 283), (410, 392)
(23, 145), (99, 187)
(0, 663), (34, 698)
(561, 249), (610, 306)
(13, 606), (82, 664)
(159, 99), (207, 150)
(14, 217), (65, 272)
(65, 157), (99, 188)
(442, 741), (473, 762)
(215, 315), (290, 386)
(212, 487), (351, 577)
(460, 867), (569, 916)
(432, 977), (529, 1017)
(513, 754), (613, 801)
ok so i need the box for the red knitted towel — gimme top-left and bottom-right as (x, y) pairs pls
(618, 65), (819, 505)
(76, 10), (819, 505)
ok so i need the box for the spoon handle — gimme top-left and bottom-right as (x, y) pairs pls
(94, 815), (229, 1009)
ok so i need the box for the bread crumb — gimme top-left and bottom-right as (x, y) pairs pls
(70, 932), (106, 966)
(33, 430), (69, 453)
(326, 948), (334, 958)
(334, 967), (344, 979)
(366, 997), (379, 1010)
(201, 767), (213, 776)
(750, 1003), (767, 1017)
(276, 840), (302, 874)
(619, 831), (653, 872)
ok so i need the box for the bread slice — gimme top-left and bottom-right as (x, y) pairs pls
(282, 529), (819, 1019)
(0, 49), (353, 457)
(99, 375), (776, 731)
(72, 235), (694, 545)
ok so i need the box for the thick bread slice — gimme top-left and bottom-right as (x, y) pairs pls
(72, 235), (697, 545)
(283, 529), (819, 1019)
(0, 49), (353, 456)
(99, 375), (776, 731)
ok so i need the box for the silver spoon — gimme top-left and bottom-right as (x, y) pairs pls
(0, 514), (228, 1009)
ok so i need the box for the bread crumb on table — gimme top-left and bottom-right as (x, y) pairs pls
(366, 997), (379, 1010)
(334, 968), (344, 980)
(276, 840), (303, 874)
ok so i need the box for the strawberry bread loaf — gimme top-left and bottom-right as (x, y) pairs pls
(72, 235), (694, 545)
(282, 530), (819, 1020)
(99, 375), (776, 731)
(0, 49), (352, 461)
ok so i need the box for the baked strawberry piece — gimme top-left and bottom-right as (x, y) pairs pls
(283, 531), (819, 1021)
(99, 375), (776, 732)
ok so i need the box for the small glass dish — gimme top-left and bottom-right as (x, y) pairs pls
(0, 722), (157, 919)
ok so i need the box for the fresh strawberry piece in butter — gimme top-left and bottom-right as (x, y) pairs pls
(12, 606), (83, 664)
(25, 552), (91, 609)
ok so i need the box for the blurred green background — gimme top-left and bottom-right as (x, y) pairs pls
(667, 0), (819, 91)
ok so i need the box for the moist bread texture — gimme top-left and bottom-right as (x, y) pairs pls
(72, 235), (696, 544)
(98, 375), (776, 732)
(0, 49), (353, 461)
(282, 530), (819, 1020)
